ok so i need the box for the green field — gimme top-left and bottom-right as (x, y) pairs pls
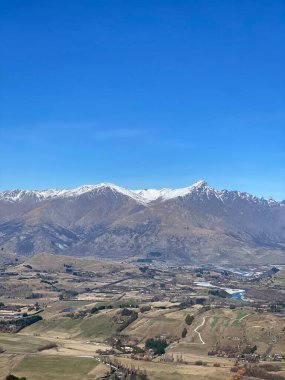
(231, 311), (248, 326)
(170, 341), (209, 355)
(77, 313), (117, 338)
(0, 333), (50, 354)
(13, 355), (99, 380)
(23, 312), (119, 340)
(210, 316), (218, 330)
(24, 316), (82, 336)
(40, 300), (95, 316)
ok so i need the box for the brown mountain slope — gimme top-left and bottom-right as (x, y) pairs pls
(0, 182), (284, 264)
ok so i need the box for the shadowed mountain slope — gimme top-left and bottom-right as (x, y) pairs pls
(0, 181), (284, 264)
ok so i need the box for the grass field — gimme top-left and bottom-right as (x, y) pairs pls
(0, 355), (25, 380)
(40, 300), (96, 316)
(231, 311), (248, 326)
(174, 307), (285, 357)
(0, 333), (50, 354)
(77, 313), (117, 339)
(114, 356), (231, 380)
(210, 316), (218, 330)
(124, 308), (188, 341)
(12, 355), (99, 380)
(23, 310), (118, 340)
(1, 252), (284, 380)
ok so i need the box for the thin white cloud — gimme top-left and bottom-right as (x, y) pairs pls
(92, 128), (147, 139)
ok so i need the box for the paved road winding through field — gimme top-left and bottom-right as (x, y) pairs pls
(194, 317), (206, 344)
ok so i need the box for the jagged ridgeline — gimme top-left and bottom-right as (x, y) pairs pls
(0, 181), (284, 264)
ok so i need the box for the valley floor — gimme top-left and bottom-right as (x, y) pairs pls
(0, 253), (285, 380)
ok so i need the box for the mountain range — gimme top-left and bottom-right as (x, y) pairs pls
(0, 180), (284, 265)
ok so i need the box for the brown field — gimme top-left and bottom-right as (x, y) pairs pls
(0, 253), (285, 379)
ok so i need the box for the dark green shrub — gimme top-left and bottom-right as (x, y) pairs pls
(185, 314), (194, 325)
(145, 338), (168, 355)
(181, 327), (187, 338)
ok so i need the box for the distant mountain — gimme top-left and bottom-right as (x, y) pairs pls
(0, 181), (284, 265)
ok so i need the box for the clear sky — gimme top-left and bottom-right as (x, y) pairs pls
(0, 0), (284, 199)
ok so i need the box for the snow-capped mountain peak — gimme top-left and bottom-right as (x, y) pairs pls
(0, 181), (282, 206)
(191, 179), (209, 188)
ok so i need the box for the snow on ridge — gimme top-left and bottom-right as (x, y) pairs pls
(90, 183), (147, 204)
(0, 180), (281, 206)
(133, 180), (210, 202)
(133, 188), (172, 202)
(160, 180), (210, 200)
(0, 183), (146, 205)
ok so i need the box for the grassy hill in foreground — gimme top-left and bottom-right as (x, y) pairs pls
(23, 310), (119, 341)
(13, 356), (99, 380)
(18, 252), (138, 274)
(168, 307), (285, 357)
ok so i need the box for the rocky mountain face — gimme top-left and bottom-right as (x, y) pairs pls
(0, 181), (284, 265)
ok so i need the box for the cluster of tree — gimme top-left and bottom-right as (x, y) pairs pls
(195, 360), (208, 366)
(145, 338), (168, 355)
(108, 371), (148, 380)
(101, 357), (149, 379)
(208, 344), (240, 358)
(185, 314), (194, 325)
(229, 365), (285, 380)
(137, 258), (152, 263)
(91, 305), (113, 314)
(91, 302), (139, 315)
(181, 327), (187, 338)
(209, 289), (230, 298)
(6, 375), (27, 380)
(118, 303), (139, 308)
(228, 366), (246, 379)
(179, 298), (207, 309)
(195, 269), (204, 274)
(34, 302), (40, 311)
(243, 345), (257, 354)
(25, 293), (43, 299)
(37, 343), (57, 352)
(69, 309), (89, 319)
(116, 311), (138, 332)
(196, 298), (207, 305)
(269, 304), (283, 313)
(64, 263), (73, 273)
(0, 315), (42, 333)
(139, 266), (148, 273)
(259, 364), (281, 372)
(140, 306), (151, 313)
(179, 299), (194, 308)
(59, 290), (79, 300)
(121, 308), (133, 317)
(138, 266), (156, 277)
(23, 264), (32, 269)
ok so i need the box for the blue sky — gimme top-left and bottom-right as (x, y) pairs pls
(0, 0), (284, 199)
